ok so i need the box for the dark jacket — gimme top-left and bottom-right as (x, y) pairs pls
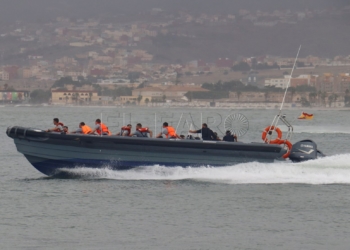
(223, 135), (235, 142)
(195, 127), (217, 140)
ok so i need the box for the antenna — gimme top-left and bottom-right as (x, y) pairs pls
(279, 45), (301, 113)
(265, 46), (301, 144)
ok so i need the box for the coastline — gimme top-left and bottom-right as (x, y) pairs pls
(3, 103), (350, 111)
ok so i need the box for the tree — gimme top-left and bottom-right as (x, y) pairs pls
(236, 90), (242, 102)
(160, 67), (167, 73)
(137, 82), (146, 89)
(162, 94), (166, 102)
(7, 86), (16, 91)
(77, 76), (85, 82)
(301, 97), (311, 107)
(345, 89), (350, 107)
(328, 94), (334, 108)
(317, 90), (322, 105)
(295, 85), (317, 92)
(188, 91), (193, 102)
(296, 61), (305, 67)
(308, 92), (317, 104)
(30, 89), (51, 104)
(333, 93), (338, 107)
(18, 92), (23, 101)
(175, 73), (181, 85)
(65, 95), (69, 104)
(128, 72), (141, 83)
(321, 92), (327, 106)
(264, 91), (269, 102)
(71, 92), (79, 104)
(185, 91), (228, 100)
(88, 92), (92, 104)
(145, 98), (150, 105)
(290, 87), (296, 103)
(137, 94), (142, 105)
(231, 61), (250, 72)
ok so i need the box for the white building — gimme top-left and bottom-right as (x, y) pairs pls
(264, 76), (290, 89)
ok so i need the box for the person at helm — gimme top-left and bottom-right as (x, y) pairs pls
(189, 123), (217, 140)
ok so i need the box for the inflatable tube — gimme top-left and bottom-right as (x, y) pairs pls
(262, 126), (282, 144)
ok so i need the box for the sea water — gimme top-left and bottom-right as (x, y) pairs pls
(1, 106), (350, 250)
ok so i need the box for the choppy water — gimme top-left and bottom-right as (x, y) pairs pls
(2, 106), (350, 250)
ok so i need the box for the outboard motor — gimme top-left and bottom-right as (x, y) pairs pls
(289, 139), (325, 162)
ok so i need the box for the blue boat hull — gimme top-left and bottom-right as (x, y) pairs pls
(7, 126), (287, 176)
(24, 155), (225, 176)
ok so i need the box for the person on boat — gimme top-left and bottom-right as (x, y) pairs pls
(223, 130), (237, 142)
(156, 122), (180, 139)
(116, 124), (132, 136)
(214, 132), (221, 141)
(131, 123), (153, 137)
(189, 123), (217, 140)
(47, 118), (64, 132)
(71, 122), (92, 134)
(62, 126), (69, 134)
(89, 119), (111, 135)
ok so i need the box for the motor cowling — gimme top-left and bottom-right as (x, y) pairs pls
(289, 139), (323, 162)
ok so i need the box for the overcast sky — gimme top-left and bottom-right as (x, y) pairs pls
(0, 0), (347, 23)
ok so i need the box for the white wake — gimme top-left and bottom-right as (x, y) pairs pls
(57, 154), (350, 185)
(279, 125), (350, 134)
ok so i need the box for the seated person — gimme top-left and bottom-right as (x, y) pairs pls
(130, 123), (153, 138)
(156, 122), (180, 139)
(89, 119), (111, 135)
(214, 132), (221, 141)
(62, 126), (69, 134)
(189, 123), (217, 140)
(47, 118), (64, 132)
(116, 124), (132, 136)
(70, 122), (92, 134)
(223, 130), (237, 142)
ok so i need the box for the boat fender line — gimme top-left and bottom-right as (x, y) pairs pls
(277, 139), (293, 159)
(262, 126), (282, 144)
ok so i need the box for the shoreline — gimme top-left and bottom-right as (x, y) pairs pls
(2, 103), (350, 111)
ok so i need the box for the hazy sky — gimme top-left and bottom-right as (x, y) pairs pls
(0, 0), (347, 23)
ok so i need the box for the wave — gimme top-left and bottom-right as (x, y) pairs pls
(279, 125), (350, 134)
(54, 154), (350, 185)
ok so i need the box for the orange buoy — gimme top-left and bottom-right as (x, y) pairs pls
(262, 126), (282, 144)
(277, 139), (293, 159)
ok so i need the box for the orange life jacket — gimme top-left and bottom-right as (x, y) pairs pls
(81, 125), (92, 134)
(121, 126), (131, 135)
(136, 127), (149, 137)
(53, 122), (64, 132)
(137, 127), (149, 133)
(165, 126), (177, 138)
(96, 123), (111, 135)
